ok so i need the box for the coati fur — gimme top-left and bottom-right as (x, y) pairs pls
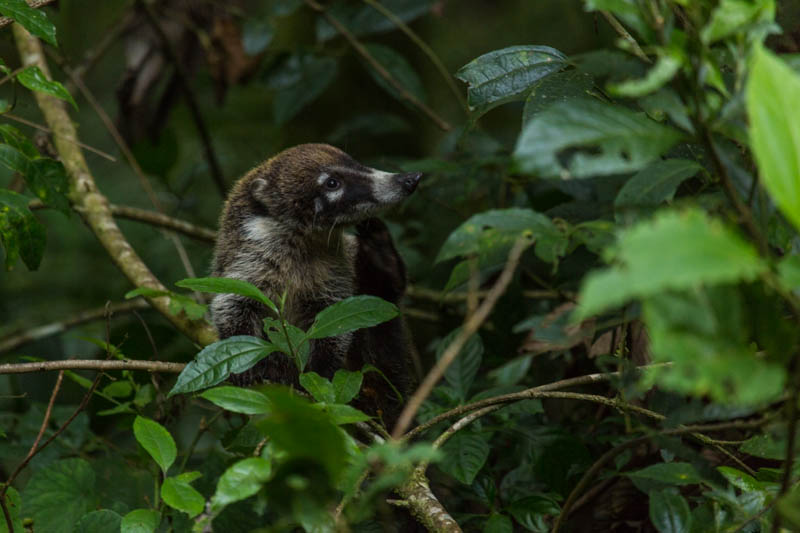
(210, 143), (421, 426)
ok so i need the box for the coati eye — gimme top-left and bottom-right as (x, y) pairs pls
(325, 177), (341, 190)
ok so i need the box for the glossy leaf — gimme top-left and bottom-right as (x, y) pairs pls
(133, 416), (176, 474)
(0, 189), (46, 270)
(306, 295), (398, 339)
(299, 371), (336, 403)
(200, 386), (271, 414)
(456, 45), (567, 116)
(168, 336), (273, 396)
(577, 209), (766, 318)
(332, 369), (363, 404)
(316, 0), (432, 42)
(161, 475), (204, 518)
(650, 490), (691, 533)
(514, 99), (683, 178)
(73, 510), (122, 533)
(747, 46), (800, 232)
(22, 458), (97, 533)
(120, 509), (160, 533)
(438, 432), (489, 484)
(0, 0), (57, 45)
(17, 66), (77, 109)
(211, 457), (272, 512)
(176, 276), (277, 314)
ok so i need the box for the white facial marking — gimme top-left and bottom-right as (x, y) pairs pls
(314, 197), (324, 214)
(369, 168), (402, 203)
(326, 188), (344, 202)
(316, 172), (330, 185)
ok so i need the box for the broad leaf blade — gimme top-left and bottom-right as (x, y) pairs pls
(17, 66), (76, 109)
(161, 476), (204, 518)
(0, 0), (57, 45)
(200, 386), (271, 414)
(316, 0), (432, 42)
(438, 432), (490, 485)
(121, 509), (160, 533)
(22, 458), (96, 533)
(615, 159), (702, 209)
(332, 369), (363, 404)
(306, 295), (398, 339)
(176, 277), (277, 314)
(0, 189), (46, 270)
(649, 489), (692, 533)
(211, 457), (272, 512)
(133, 416), (177, 474)
(299, 372), (336, 403)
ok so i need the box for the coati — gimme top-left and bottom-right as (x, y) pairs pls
(210, 143), (421, 426)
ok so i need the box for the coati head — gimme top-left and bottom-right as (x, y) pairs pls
(229, 144), (421, 233)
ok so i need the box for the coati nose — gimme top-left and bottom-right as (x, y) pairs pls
(395, 172), (422, 193)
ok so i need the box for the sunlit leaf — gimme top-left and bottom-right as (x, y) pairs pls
(0, 0), (57, 45)
(161, 475), (204, 518)
(210, 457), (272, 512)
(176, 277), (277, 314)
(201, 386), (272, 414)
(17, 66), (76, 109)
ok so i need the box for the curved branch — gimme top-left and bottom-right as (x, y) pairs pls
(0, 299), (150, 354)
(0, 359), (185, 374)
(12, 23), (218, 347)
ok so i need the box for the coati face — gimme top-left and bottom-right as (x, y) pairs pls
(247, 144), (422, 231)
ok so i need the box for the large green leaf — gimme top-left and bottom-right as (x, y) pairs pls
(73, 510), (122, 533)
(0, 0), (57, 45)
(437, 328), (483, 401)
(437, 432), (489, 485)
(299, 371), (336, 403)
(522, 69), (595, 125)
(0, 124), (39, 158)
(120, 509), (160, 533)
(0, 189), (46, 270)
(0, 487), (22, 533)
(23, 458), (97, 533)
(266, 53), (337, 124)
(362, 43), (426, 104)
(133, 416), (176, 474)
(747, 46), (800, 232)
(161, 473), (204, 518)
(649, 489), (692, 533)
(514, 99), (683, 178)
(577, 209), (766, 318)
(210, 457), (272, 512)
(614, 159), (702, 211)
(456, 45), (567, 116)
(306, 295), (398, 339)
(200, 386), (272, 414)
(316, 0), (432, 42)
(168, 336), (273, 396)
(17, 66), (76, 109)
(332, 369), (363, 404)
(0, 142), (70, 215)
(176, 277), (277, 314)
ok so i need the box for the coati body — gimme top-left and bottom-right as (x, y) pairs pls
(210, 144), (420, 426)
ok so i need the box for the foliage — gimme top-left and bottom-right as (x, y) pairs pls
(2, 0), (800, 532)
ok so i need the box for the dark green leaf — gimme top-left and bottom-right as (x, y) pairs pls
(437, 328), (483, 401)
(161, 475), (204, 518)
(522, 69), (595, 125)
(747, 46), (800, 232)
(316, 0), (432, 42)
(120, 509), (160, 533)
(484, 513), (512, 533)
(23, 458), (96, 533)
(614, 159), (702, 210)
(0, 0), (57, 45)
(739, 433), (786, 459)
(0, 487), (22, 533)
(176, 277), (277, 314)
(73, 510), (122, 533)
(26, 158), (70, 215)
(514, 99), (683, 178)
(133, 416), (176, 474)
(241, 18), (274, 55)
(17, 66), (76, 109)
(264, 318), (309, 370)
(0, 189), (46, 270)
(777, 485), (800, 529)
(312, 402), (371, 424)
(306, 295), (398, 339)
(332, 369), (363, 404)
(299, 371), (336, 403)
(627, 462), (703, 485)
(456, 45), (566, 116)
(507, 495), (560, 531)
(266, 53), (337, 124)
(168, 336), (273, 396)
(649, 489), (691, 533)
(200, 386), (271, 414)
(362, 43), (426, 104)
(0, 124), (39, 158)
(438, 432), (489, 484)
(211, 457), (272, 512)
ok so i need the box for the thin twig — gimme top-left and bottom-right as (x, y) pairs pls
(0, 299), (150, 354)
(4, 112), (117, 161)
(0, 0), (57, 30)
(0, 359), (185, 374)
(304, 0), (451, 132)
(392, 238), (529, 438)
(405, 285), (565, 303)
(599, 11), (651, 64)
(361, 0), (468, 113)
(137, 0), (227, 195)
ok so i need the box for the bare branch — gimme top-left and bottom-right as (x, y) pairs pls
(0, 359), (185, 375)
(12, 23), (218, 347)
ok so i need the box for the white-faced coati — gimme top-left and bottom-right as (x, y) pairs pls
(211, 143), (421, 426)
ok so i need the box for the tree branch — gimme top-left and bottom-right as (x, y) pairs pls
(12, 23), (218, 347)
(395, 469), (463, 533)
(392, 238), (529, 438)
(0, 359), (185, 374)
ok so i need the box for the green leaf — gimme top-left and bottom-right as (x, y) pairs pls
(73, 510), (122, 533)
(201, 386), (271, 414)
(614, 159), (702, 210)
(210, 457), (272, 512)
(362, 43), (426, 104)
(507, 495), (560, 530)
(26, 158), (70, 215)
(125, 287), (207, 319)
(608, 51), (683, 98)
(717, 466), (763, 492)
(0, 124), (39, 158)
(456, 45), (567, 116)
(306, 295), (398, 339)
(176, 277), (277, 314)
(777, 485), (800, 530)
(120, 509), (160, 533)
(438, 432), (489, 484)
(514, 99), (683, 178)
(484, 513), (513, 533)
(437, 328), (483, 401)
(133, 416), (177, 474)
(627, 462), (703, 485)
(778, 254), (800, 290)
(0, 189), (46, 270)
(313, 402), (372, 425)
(577, 209), (766, 318)
(17, 66), (76, 109)
(332, 369), (363, 404)
(522, 69), (595, 126)
(701, 0), (776, 44)
(22, 458), (96, 533)
(264, 318), (309, 370)
(266, 52), (337, 124)
(168, 336), (273, 396)
(0, 487), (22, 533)
(747, 45), (800, 232)
(161, 476), (204, 518)
(0, 0), (57, 45)
(299, 371), (336, 403)
(316, 0), (432, 42)
(649, 489), (691, 533)
(740, 433), (786, 459)
(241, 17), (274, 55)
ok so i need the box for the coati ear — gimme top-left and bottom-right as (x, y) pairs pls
(250, 178), (269, 197)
